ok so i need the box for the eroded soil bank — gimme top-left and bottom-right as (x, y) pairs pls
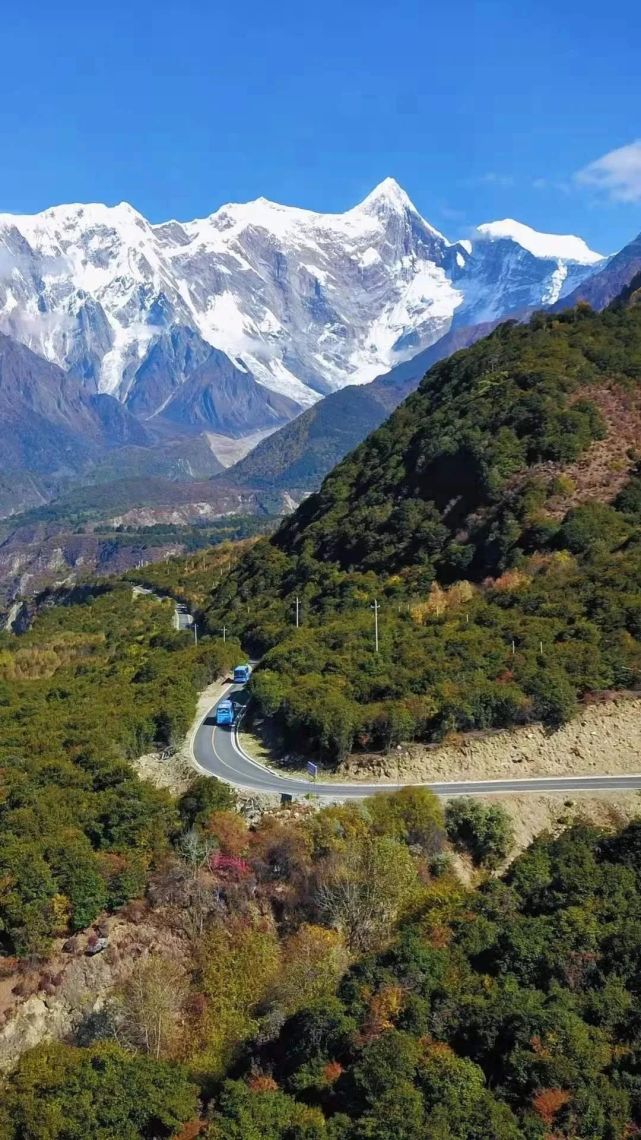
(339, 694), (641, 784)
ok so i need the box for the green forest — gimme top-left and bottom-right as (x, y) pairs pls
(193, 293), (641, 761)
(0, 582), (239, 956)
(2, 783), (641, 1140)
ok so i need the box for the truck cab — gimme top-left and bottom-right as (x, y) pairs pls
(233, 663), (251, 684)
(215, 699), (235, 726)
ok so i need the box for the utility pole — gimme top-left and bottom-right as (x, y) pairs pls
(295, 596), (300, 628)
(193, 623), (198, 647)
(371, 599), (380, 654)
(221, 626), (227, 643)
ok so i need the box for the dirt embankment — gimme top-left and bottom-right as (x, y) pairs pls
(0, 912), (187, 1074)
(340, 694), (641, 784)
(495, 792), (641, 860)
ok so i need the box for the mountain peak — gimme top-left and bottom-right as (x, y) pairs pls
(474, 219), (604, 265)
(210, 179), (419, 227)
(357, 177), (417, 213)
(0, 200), (151, 238)
(353, 179), (448, 242)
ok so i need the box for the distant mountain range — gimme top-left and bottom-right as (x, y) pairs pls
(2, 182), (641, 607)
(0, 180), (603, 419)
(0, 180), (623, 512)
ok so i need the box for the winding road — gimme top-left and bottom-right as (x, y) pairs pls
(191, 678), (641, 800)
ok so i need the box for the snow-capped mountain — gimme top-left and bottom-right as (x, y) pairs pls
(451, 219), (604, 327)
(0, 180), (605, 434)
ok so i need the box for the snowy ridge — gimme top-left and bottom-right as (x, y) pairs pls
(475, 219), (604, 265)
(0, 181), (605, 430)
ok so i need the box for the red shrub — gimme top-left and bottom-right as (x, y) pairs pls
(532, 1088), (571, 1126)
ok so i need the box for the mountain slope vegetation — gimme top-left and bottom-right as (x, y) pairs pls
(227, 372), (416, 493)
(0, 580), (238, 956)
(4, 790), (641, 1139)
(274, 298), (641, 574)
(200, 285), (641, 759)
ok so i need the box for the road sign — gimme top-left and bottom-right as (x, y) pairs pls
(306, 761), (318, 778)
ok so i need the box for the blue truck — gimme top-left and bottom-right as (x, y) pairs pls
(233, 663), (252, 684)
(215, 699), (235, 726)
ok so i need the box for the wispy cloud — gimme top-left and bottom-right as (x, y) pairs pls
(468, 172), (515, 189)
(532, 177), (572, 195)
(437, 204), (467, 223)
(576, 140), (641, 203)
(484, 172), (514, 187)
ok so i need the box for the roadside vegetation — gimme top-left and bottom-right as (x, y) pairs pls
(0, 582), (239, 957)
(125, 538), (258, 612)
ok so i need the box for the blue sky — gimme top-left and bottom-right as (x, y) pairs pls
(1, 0), (640, 252)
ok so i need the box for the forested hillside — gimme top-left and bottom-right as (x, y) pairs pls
(199, 286), (641, 759)
(0, 582), (238, 956)
(226, 372), (415, 493)
(274, 291), (641, 575)
(202, 814), (641, 1140)
(126, 538), (258, 611)
(2, 784), (641, 1139)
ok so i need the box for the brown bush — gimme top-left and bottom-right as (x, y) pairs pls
(247, 1073), (279, 1092)
(532, 1087), (571, 1126)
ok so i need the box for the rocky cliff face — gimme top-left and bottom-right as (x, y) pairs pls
(552, 230), (641, 312)
(0, 333), (149, 476)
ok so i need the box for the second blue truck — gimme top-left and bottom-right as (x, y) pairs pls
(215, 699), (235, 726)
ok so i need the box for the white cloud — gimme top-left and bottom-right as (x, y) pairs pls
(576, 140), (641, 203)
(473, 172), (515, 188)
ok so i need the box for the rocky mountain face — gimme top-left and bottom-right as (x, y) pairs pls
(0, 524), (183, 608)
(0, 182), (603, 427)
(0, 333), (148, 479)
(156, 346), (301, 436)
(552, 229), (641, 312)
(0, 476), (287, 606)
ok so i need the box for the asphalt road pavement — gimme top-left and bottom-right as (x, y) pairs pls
(191, 680), (641, 800)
